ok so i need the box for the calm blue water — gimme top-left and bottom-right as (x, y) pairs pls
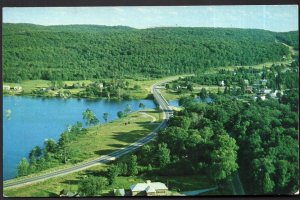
(3, 96), (156, 180)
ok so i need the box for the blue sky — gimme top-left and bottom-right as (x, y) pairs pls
(3, 5), (298, 32)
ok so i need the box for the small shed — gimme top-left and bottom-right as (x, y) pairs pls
(114, 189), (125, 196)
(3, 85), (10, 91)
(219, 80), (225, 86)
(13, 86), (22, 91)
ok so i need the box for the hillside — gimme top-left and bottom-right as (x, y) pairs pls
(3, 23), (296, 82)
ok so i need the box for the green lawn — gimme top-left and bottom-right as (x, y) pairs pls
(4, 164), (108, 197)
(67, 109), (162, 162)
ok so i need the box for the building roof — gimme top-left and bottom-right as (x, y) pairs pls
(130, 181), (168, 192)
(145, 186), (156, 193)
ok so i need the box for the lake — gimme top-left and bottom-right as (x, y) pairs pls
(3, 96), (156, 180)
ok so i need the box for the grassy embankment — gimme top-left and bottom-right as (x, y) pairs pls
(3, 109), (163, 194)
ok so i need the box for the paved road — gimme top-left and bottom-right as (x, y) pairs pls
(4, 79), (174, 189)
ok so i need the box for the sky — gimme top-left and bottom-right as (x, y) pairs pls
(3, 5), (298, 32)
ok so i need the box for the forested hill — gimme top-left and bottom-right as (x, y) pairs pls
(3, 23), (298, 82)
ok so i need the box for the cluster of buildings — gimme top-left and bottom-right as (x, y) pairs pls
(59, 180), (168, 197)
(114, 180), (168, 196)
(219, 78), (283, 101)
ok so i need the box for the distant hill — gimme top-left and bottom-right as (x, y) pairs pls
(3, 23), (297, 82)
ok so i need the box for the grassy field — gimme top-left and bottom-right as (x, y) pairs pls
(4, 164), (108, 197)
(3, 74), (193, 99)
(66, 109), (162, 162)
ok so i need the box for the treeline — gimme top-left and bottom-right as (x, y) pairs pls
(177, 88), (298, 194)
(3, 23), (294, 82)
(276, 31), (299, 49)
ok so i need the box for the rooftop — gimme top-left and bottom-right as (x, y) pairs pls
(130, 180), (168, 192)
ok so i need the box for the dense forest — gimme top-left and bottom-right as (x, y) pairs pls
(171, 87), (298, 194)
(3, 23), (298, 82)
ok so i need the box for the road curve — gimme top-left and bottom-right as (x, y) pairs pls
(4, 79), (174, 189)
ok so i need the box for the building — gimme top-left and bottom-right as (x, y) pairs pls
(114, 189), (126, 196)
(260, 79), (268, 86)
(219, 80), (225, 86)
(245, 86), (253, 94)
(59, 189), (79, 197)
(263, 89), (272, 94)
(130, 180), (168, 196)
(13, 86), (22, 92)
(3, 85), (10, 91)
(270, 90), (283, 98)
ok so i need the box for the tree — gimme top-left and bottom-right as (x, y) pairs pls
(83, 108), (99, 126)
(165, 84), (170, 90)
(124, 104), (132, 116)
(199, 88), (208, 100)
(107, 164), (120, 185)
(133, 84), (141, 90)
(78, 176), (108, 196)
(138, 102), (145, 110)
(117, 111), (124, 119)
(58, 132), (69, 163)
(17, 158), (30, 177)
(29, 146), (42, 160)
(103, 112), (109, 123)
(44, 139), (58, 154)
(128, 155), (138, 176)
(70, 121), (84, 134)
(187, 83), (194, 91)
(210, 134), (239, 182)
(156, 143), (171, 168)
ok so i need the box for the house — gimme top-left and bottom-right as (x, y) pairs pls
(13, 86), (22, 92)
(130, 180), (168, 196)
(114, 189), (126, 196)
(3, 85), (10, 91)
(72, 83), (81, 89)
(219, 80), (225, 86)
(245, 86), (253, 94)
(271, 90), (283, 98)
(59, 189), (79, 197)
(96, 83), (104, 88)
(260, 79), (267, 86)
(263, 89), (272, 94)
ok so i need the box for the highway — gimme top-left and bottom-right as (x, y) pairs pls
(4, 79), (173, 189)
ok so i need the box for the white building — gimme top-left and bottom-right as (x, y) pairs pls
(219, 80), (225, 86)
(130, 180), (168, 196)
(13, 86), (22, 91)
(3, 85), (10, 91)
